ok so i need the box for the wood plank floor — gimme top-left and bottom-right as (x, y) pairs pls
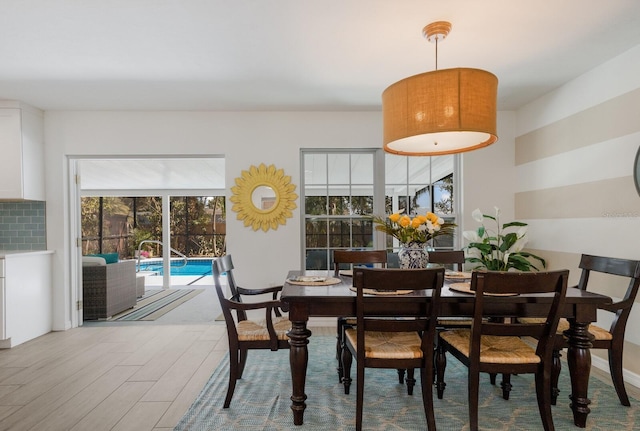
(0, 322), (637, 430)
(0, 323), (334, 431)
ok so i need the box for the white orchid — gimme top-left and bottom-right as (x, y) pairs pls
(471, 208), (484, 223)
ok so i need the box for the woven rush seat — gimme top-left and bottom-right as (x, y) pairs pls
(518, 317), (613, 341)
(440, 330), (541, 364)
(345, 330), (423, 359)
(237, 317), (291, 341)
(437, 318), (472, 327)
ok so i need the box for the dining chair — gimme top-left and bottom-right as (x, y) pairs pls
(333, 249), (388, 384)
(212, 254), (291, 408)
(520, 254), (640, 406)
(430, 250), (472, 329)
(342, 267), (444, 431)
(429, 250), (465, 271)
(436, 270), (569, 431)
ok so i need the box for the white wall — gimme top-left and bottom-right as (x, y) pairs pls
(461, 111), (516, 233)
(514, 43), (640, 381)
(44, 110), (516, 331)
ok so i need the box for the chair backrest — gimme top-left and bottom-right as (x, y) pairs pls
(212, 254), (247, 323)
(577, 254), (640, 334)
(428, 250), (465, 271)
(352, 267), (445, 362)
(333, 250), (388, 276)
(470, 270), (569, 362)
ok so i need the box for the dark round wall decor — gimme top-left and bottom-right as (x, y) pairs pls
(635, 145), (640, 197)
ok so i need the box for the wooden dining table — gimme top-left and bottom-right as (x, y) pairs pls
(280, 270), (613, 428)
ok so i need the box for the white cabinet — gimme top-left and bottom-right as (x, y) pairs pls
(0, 251), (53, 348)
(0, 101), (45, 200)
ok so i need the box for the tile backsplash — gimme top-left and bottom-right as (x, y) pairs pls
(0, 201), (46, 251)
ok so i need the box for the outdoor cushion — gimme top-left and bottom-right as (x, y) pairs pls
(87, 253), (119, 264)
(82, 256), (107, 266)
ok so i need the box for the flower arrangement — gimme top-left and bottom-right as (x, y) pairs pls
(463, 207), (546, 271)
(372, 211), (456, 245)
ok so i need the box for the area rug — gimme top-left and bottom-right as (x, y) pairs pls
(109, 288), (203, 321)
(174, 336), (639, 431)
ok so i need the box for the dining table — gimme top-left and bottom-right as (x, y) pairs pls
(280, 269), (613, 428)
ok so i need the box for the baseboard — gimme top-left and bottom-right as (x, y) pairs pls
(591, 355), (640, 391)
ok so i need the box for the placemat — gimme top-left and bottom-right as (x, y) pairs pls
(448, 282), (518, 297)
(349, 286), (413, 295)
(445, 271), (472, 280)
(287, 276), (342, 286)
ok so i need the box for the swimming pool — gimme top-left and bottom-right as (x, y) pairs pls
(137, 258), (213, 276)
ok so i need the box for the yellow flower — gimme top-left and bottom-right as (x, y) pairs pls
(372, 213), (456, 245)
(426, 212), (438, 223)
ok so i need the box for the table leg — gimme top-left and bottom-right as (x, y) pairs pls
(564, 320), (595, 428)
(288, 320), (312, 426)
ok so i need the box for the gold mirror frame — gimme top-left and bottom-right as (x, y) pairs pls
(230, 163), (298, 231)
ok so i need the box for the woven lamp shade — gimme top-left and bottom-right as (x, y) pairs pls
(383, 67), (498, 156)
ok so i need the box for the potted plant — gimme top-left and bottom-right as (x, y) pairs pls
(463, 207), (545, 271)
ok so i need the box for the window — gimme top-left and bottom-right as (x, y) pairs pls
(384, 154), (457, 250)
(302, 151), (377, 270)
(81, 196), (226, 259)
(301, 150), (458, 269)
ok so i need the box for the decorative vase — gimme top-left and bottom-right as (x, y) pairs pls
(398, 241), (429, 269)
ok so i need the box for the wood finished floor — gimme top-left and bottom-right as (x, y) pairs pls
(0, 322), (637, 431)
(0, 323), (334, 431)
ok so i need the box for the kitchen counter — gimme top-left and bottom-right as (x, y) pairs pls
(0, 250), (54, 258)
(1, 250), (54, 348)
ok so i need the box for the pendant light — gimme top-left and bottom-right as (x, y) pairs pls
(382, 21), (498, 156)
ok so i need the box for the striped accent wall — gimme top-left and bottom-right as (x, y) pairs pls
(515, 83), (640, 379)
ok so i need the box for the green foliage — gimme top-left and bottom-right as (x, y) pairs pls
(463, 208), (545, 272)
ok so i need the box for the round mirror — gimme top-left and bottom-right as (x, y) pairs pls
(635, 146), (640, 197)
(251, 185), (278, 212)
(230, 163), (298, 231)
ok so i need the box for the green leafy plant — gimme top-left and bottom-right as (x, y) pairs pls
(463, 207), (546, 271)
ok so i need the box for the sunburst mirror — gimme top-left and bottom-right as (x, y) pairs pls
(230, 163), (298, 231)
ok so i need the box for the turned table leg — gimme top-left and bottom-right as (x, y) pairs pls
(565, 319), (595, 428)
(288, 320), (311, 425)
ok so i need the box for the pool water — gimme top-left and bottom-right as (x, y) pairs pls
(137, 258), (213, 276)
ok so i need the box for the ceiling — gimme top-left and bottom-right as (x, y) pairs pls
(7, 1), (640, 193)
(2, 0), (640, 112)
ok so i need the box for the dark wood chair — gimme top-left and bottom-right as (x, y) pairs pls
(436, 270), (569, 431)
(333, 250), (388, 384)
(212, 254), (291, 408)
(342, 267), (444, 431)
(429, 250), (465, 271)
(431, 250), (472, 329)
(547, 254), (640, 406)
